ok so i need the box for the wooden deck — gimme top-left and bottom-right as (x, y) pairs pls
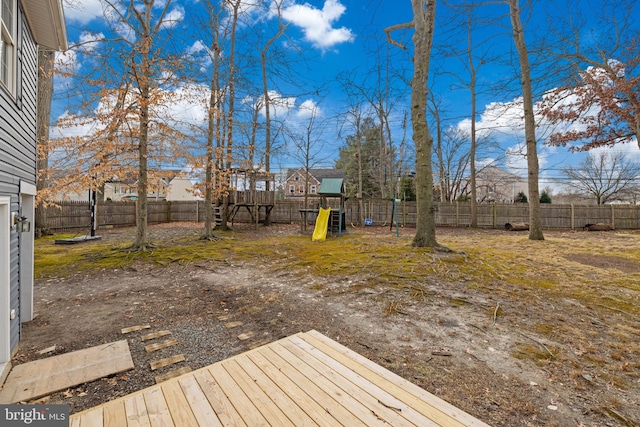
(70, 330), (490, 426)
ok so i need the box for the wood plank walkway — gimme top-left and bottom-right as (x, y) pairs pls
(70, 330), (490, 426)
(0, 340), (133, 404)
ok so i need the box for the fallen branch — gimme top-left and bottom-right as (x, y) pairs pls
(583, 223), (614, 231)
(605, 407), (636, 427)
(516, 331), (555, 359)
(377, 400), (402, 412)
(505, 222), (529, 231)
(595, 304), (640, 322)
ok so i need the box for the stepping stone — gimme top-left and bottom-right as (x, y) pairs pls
(121, 324), (151, 334)
(145, 339), (178, 353)
(150, 354), (186, 371)
(237, 332), (254, 341)
(141, 330), (172, 342)
(225, 321), (243, 329)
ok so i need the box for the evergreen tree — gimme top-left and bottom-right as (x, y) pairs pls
(335, 117), (385, 198)
(515, 192), (528, 203)
(539, 191), (552, 204)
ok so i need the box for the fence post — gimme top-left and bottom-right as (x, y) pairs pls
(456, 201), (459, 227)
(493, 203), (497, 228)
(570, 204), (574, 230)
(611, 204), (615, 228)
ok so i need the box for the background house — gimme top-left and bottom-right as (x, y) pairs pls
(0, 0), (67, 378)
(285, 168), (345, 199)
(472, 166), (528, 203)
(103, 170), (201, 201)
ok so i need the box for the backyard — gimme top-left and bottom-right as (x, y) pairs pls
(16, 222), (640, 426)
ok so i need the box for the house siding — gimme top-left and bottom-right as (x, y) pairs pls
(0, 5), (38, 353)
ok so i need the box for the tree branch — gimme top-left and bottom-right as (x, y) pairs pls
(383, 21), (414, 50)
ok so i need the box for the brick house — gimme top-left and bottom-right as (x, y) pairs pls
(285, 168), (345, 199)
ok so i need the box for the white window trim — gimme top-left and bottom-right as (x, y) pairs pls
(0, 0), (16, 94)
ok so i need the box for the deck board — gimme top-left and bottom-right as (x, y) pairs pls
(70, 331), (491, 426)
(0, 340), (133, 404)
(142, 387), (174, 427)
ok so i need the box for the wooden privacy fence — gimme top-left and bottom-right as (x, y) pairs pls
(44, 200), (640, 231)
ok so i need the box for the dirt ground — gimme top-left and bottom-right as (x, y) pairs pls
(13, 223), (640, 426)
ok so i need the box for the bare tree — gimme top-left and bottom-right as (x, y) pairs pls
(386, 0), (440, 248)
(199, 0), (227, 240)
(337, 105), (366, 224)
(440, 1), (500, 226)
(563, 151), (640, 205)
(286, 102), (329, 230)
(439, 127), (472, 201)
(261, 0), (287, 187)
(507, 0), (544, 240)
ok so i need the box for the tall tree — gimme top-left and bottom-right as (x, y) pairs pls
(336, 106), (366, 224)
(386, 0), (439, 248)
(261, 0), (287, 186)
(129, 0), (172, 250)
(286, 101), (328, 230)
(218, 0), (242, 231)
(335, 116), (382, 200)
(200, 0), (226, 240)
(441, 1), (497, 226)
(507, 0), (544, 240)
(47, 0), (188, 250)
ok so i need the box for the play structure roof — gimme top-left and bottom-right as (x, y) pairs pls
(318, 178), (344, 196)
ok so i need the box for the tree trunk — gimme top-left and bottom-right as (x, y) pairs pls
(35, 48), (55, 237)
(508, 0), (544, 241)
(134, 34), (151, 250)
(356, 116), (365, 224)
(469, 17), (478, 227)
(202, 43), (219, 239)
(410, 0), (438, 248)
(219, 0), (241, 231)
(262, 4), (285, 192)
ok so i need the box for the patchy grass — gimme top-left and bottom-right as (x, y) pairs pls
(36, 228), (640, 318)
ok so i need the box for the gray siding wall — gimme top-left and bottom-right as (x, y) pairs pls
(0, 4), (38, 353)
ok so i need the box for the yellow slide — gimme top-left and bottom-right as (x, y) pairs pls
(312, 208), (331, 241)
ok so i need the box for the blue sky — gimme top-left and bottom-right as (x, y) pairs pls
(53, 0), (640, 192)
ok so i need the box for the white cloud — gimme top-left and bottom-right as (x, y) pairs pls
(186, 40), (213, 70)
(114, 20), (137, 43)
(54, 50), (81, 91)
(281, 0), (354, 51)
(63, 0), (104, 24)
(160, 5), (185, 29)
(78, 32), (105, 52)
(295, 99), (321, 119)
